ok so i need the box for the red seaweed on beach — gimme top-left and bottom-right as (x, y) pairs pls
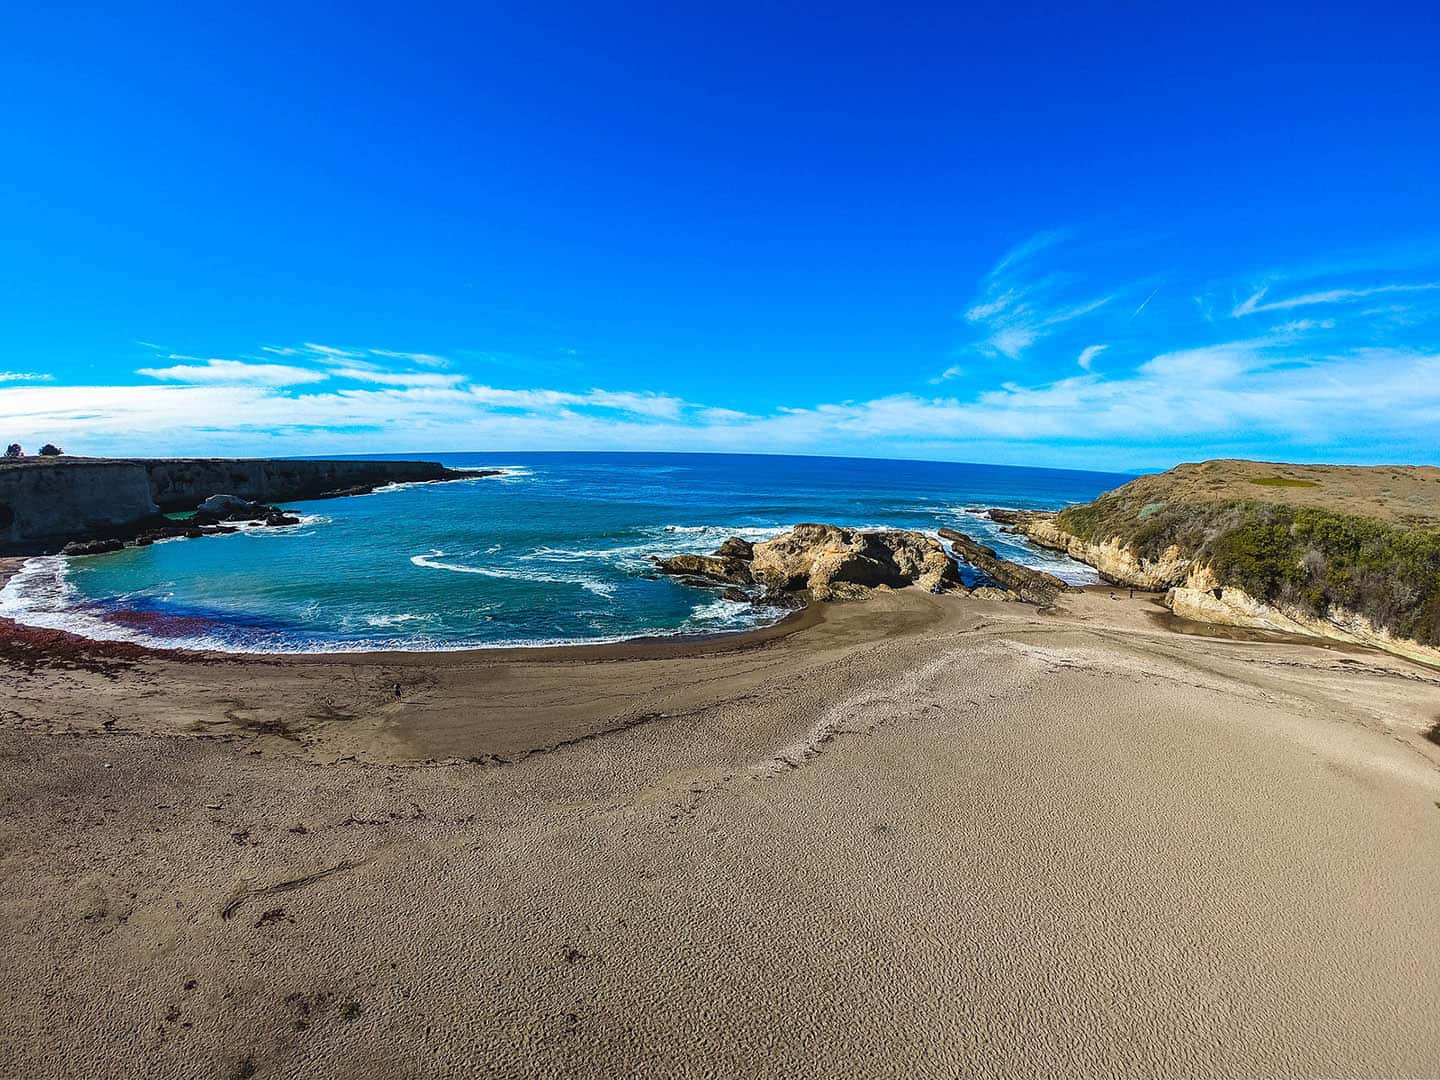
(0, 617), (195, 676)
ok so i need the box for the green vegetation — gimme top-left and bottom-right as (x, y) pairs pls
(1058, 495), (1440, 645)
(1248, 476), (1319, 488)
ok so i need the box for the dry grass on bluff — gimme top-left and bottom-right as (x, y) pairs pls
(1103, 459), (1440, 527)
(1056, 459), (1440, 647)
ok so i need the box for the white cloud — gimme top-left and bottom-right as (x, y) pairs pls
(0, 371), (53, 383)
(32, 240), (1440, 468)
(9, 340), (1439, 467)
(137, 359), (329, 386)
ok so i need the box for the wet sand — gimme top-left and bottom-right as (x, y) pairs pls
(2, 579), (1439, 1077)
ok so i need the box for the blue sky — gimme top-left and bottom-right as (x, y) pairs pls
(2, 3), (1437, 469)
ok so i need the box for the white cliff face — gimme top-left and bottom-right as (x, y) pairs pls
(1168, 565), (1440, 667)
(0, 461), (158, 548)
(1018, 519), (1191, 590)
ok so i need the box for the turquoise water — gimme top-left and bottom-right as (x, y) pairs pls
(0, 452), (1133, 652)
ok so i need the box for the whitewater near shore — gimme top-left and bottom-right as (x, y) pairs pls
(2, 579), (1438, 1078)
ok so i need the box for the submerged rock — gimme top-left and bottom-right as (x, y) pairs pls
(652, 553), (753, 585)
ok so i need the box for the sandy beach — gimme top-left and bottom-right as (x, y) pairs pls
(2, 573), (1439, 1078)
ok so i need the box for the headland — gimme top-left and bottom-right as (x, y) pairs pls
(1, 456), (1438, 1077)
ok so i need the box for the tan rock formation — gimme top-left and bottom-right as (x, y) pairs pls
(656, 524), (961, 601)
(1017, 517), (1190, 590)
(748, 525), (960, 600)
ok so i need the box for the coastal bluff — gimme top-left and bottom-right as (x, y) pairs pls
(1005, 459), (1440, 665)
(0, 456), (470, 551)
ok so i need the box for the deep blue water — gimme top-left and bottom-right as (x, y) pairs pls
(0, 452), (1133, 652)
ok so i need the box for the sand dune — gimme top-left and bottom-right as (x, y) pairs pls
(2, 586), (1438, 1077)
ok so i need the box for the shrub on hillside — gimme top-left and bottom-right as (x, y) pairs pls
(1057, 497), (1440, 646)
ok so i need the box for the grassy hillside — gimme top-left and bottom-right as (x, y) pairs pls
(1082, 459), (1440, 526)
(1057, 461), (1440, 646)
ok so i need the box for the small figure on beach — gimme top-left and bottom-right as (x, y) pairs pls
(393, 682), (402, 700)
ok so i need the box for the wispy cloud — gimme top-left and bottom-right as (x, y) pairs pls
(1076, 345), (1107, 371)
(137, 359), (329, 386)
(329, 367), (465, 388)
(962, 232), (1114, 360)
(367, 348), (450, 369)
(1233, 281), (1440, 317)
(301, 342), (363, 359)
(0, 371), (53, 383)
(467, 386), (686, 418)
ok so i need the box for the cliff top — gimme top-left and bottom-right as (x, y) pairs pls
(0, 455), (442, 470)
(1111, 459), (1440, 527)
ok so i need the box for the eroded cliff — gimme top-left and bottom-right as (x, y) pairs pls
(1007, 460), (1440, 666)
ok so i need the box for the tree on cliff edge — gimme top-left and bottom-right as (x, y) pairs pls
(38, 444), (63, 456)
(3, 444), (21, 459)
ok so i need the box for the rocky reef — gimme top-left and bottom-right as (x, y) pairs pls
(937, 527), (1067, 605)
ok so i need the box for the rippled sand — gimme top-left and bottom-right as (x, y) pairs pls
(2, 583), (1438, 1078)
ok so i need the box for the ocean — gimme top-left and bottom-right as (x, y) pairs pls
(0, 452), (1134, 652)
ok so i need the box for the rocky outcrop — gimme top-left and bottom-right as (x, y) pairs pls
(714, 536), (754, 560)
(0, 457), (484, 552)
(60, 538), (126, 557)
(984, 508), (1050, 527)
(752, 525), (961, 600)
(190, 495), (300, 527)
(938, 527), (1067, 605)
(655, 524), (961, 602)
(1015, 516), (1191, 590)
